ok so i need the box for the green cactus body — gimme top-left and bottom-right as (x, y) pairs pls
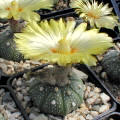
(0, 26), (23, 61)
(102, 50), (120, 83)
(0, 113), (5, 120)
(29, 69), (84, 116)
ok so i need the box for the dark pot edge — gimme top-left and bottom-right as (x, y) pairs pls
(101, 112), (120, 119)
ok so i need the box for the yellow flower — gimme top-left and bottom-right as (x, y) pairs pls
(14, 19), (113, 66)
(70, 0), (118, 29)
(0, 0), (53, 21)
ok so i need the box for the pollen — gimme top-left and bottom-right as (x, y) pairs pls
(87, 12), (99, 19)
(6, 7), (11, 11)
(51, 48), (57, 53)
(18, 8), (23, 12)
(70, 48), (78, 53)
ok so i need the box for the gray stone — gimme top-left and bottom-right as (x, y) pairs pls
(16, 80), (22, 86)
(17, 92), (23, 101)
(34, 114), (48, 120)
(49, 115), (62, 120)
(29, 113), (37, 120)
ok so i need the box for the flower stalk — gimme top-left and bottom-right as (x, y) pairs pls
(8, 18), (25, 33)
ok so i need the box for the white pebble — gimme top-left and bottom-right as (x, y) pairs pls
(100, 93), (110, 104)
(79, 116), (85, 120)
(86, 114), (93, 120)
(90, 111), (99, 117)
(88, 91), (95, 98)
(86, 97), (96, 105)
(94, 98), (101, 104)
(99, 104), (110, 113)
(94, 87), (101, 93)
(16, 80), (22, 86)
(86, 86), (91, 93)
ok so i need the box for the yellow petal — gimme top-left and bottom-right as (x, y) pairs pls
(14, 19), (113, 66)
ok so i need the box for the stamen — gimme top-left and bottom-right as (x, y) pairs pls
(51, 48), (57, 53)
(87, 12), (99, 19)
(6, 7), (11, 11)
(18, 8), (23, 12)
(71, 48), (78, 53)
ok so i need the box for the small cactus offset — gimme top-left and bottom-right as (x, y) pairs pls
(0, 26), (24, 62)
(29, 67), (84, 116)
(102, 50), (120, 83)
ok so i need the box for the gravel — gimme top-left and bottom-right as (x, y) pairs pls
(0, 58), (43, 75)
(0, 88), (24, 120)
(10, 68), (111, 120)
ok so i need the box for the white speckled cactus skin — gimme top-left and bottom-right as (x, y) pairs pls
(29, 66), (84, 116)
(102, 50), (120, 83)
(0, 26), (24, 62)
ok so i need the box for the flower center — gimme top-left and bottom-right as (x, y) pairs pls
(51, 39), (77, 54)
(6, 7), (11, 11)
(6, 1), (23, 12)
(87, 12), (99, 19)
(18, 8), (23, 12)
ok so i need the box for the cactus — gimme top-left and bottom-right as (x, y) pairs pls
(29, 66), (84, 116)
(101, 50), (120, 83)
(0, 26), (24, 61)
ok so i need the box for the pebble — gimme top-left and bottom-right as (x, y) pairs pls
(0, 58), (42, 75)
(79, 116), (86, 120)
(17, 92), (24, 101)
(93, 87), (101, 93)
(48, 115), (62, 120)
(96, 66), (102, 73)
(86, 97), (97, 105)
(101, 72), (108, 80)
(90, 111), (99, 117)
(29, 113), (37, 120)
(86, 114), (93, 120)
(34, 114), (48, 120)
(99, 104), (110, 113)
(92, 105), (100, 111)
(23, 96), (30, 102)
(16, 80), (22, 86)
(100, 93), (110, 104)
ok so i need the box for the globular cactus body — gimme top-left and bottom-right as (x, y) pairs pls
(29, 71), (84, 116)
(102, 50), (120, 83)
(0, 26), (23, 61)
